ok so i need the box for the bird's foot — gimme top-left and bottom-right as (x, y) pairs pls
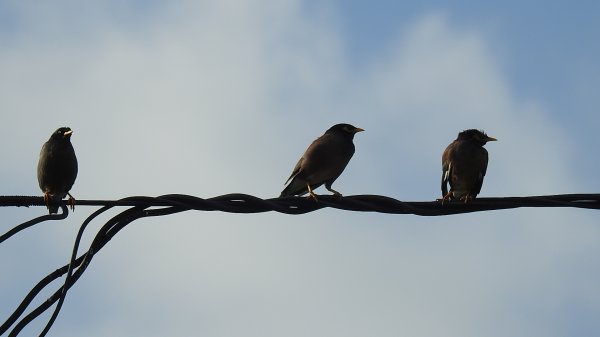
(441, 192), (453, 205)
(459, 194), (473, 204)
(326, 187), (343, 198)
(67, 193), (76, 212)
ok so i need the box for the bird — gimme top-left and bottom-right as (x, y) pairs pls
(37, 127), (78, 214)
(441, 129), (497, 203)
(280, 123), (364, 200)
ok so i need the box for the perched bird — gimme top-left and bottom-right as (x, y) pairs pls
(280, 123), (364, 199)
(441, 129), (497, 203)
(37, 127), (78, 214)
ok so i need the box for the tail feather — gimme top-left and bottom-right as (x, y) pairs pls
(45, 193), (64, 214)
(280, 177), (309, 197)
(48, 205), (59, 214)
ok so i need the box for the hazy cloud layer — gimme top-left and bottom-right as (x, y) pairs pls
(1, 1), (598, 337)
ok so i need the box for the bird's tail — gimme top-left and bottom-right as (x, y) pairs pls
(47, 205), (59, 214)
(44, 194), (62, 214)
(280, 178), (309, 197)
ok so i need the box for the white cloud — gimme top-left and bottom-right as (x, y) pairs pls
(1, 2), (598, 337)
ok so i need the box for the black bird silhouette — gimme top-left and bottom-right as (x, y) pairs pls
(280, 123), (364, 199)
(441, 129), (497, 203)
(37, 127), (78, 213)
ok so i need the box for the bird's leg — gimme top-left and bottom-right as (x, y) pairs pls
(306, 184), (319, 201)
(441, 191), (453, 205)
(67, 193), (76, 211)
(326, 186), (343, 198)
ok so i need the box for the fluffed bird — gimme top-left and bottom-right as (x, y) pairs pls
(37, 127), (78, 213)
(441, 129), (497, 203)
(280, 123), (364, 200)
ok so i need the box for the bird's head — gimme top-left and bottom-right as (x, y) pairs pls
(50, 127), (74, 141)
(327, 123), (365, 138)
(457, 129), (497, 146)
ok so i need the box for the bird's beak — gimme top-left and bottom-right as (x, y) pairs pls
(353, 127), (365, 133)
(64, 130), (73, 137)
(486, 136), (497, 141)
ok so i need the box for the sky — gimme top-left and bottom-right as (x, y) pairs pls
(0, 0), (599, 336)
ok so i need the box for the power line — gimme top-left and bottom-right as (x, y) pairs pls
(2, 193), (599, 213)
(1, 192), (599, 336)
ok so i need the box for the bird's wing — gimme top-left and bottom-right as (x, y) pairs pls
(284, 156), (304, 185)
(280, 175), (311, 197)
(441, 162), (451, 196)
(472, 149), (489, 196)
(37, 142), (50, 191)
(284, 132), (332, 185)
(441, 142), (455, 196)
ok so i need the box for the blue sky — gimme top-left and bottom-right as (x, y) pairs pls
(1, 1), (599, 336)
